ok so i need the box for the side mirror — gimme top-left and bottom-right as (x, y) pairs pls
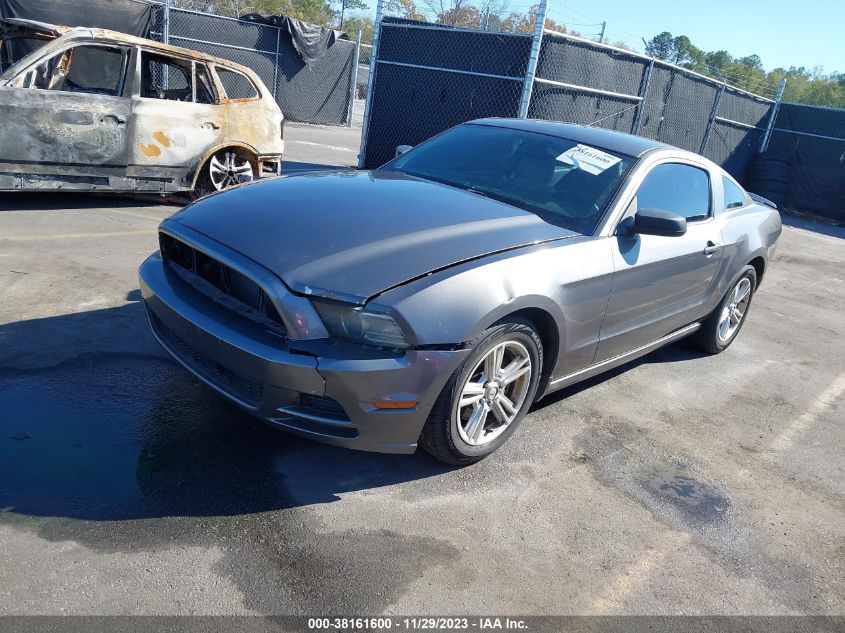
(622, 208), (687, 237)
(395, 144), (413, 157)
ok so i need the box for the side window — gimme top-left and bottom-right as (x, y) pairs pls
(15, 45), (127, 96)
(636, 163), (711, 222)
(141, 52), (192, 101)
(195, 64), (216, 104)
(216, 68), (258, 100)
(722, 176), (747, 209)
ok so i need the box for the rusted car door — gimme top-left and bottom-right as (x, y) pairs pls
(0, 42), (133, 190)
(127, 49), (223, 192)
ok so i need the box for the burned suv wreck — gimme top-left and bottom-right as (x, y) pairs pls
(0, 19), (284, 195)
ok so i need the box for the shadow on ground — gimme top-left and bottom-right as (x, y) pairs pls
(0, 292), (450, 524)
(0, 192), (173, 212)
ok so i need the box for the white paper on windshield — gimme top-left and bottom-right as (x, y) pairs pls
(556, 144), (621, 175)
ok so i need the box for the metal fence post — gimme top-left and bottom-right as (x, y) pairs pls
(163, 0), (171, 44)
(272, 27), (281, 102)
(346, 30), (362, 127)
(700, 82), (725, 155)
(517, 0), (547, 119)
(357, 0), (383, 167)
(760, 77), (786, 153)
(632, 59), (653, 135)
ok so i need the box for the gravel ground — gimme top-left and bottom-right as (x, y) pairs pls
(0, 125), (843, 616)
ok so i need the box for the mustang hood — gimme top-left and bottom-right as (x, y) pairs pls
(172, 170), (577, 303)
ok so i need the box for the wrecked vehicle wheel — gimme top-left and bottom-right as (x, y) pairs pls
(209, 151), (254, 191)
(190, 150), (255, 200)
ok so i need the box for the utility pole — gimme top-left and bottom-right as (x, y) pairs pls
(599, 21), (606, 43)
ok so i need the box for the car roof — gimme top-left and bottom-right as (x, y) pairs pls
(471, 118), (674, 158)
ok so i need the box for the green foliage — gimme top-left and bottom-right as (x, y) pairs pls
(643, 31), (845, 107)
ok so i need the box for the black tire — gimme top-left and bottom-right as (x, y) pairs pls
(746, 162), (789, 181)
(754, 152), (791, 164)
(746, 179), (788, 195)
(419, 318), (543, 465)
(185, 168), (215, 202)
(689, 265), (757, 354)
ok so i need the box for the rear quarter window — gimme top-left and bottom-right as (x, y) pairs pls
(216, 68), (258, 100)
(723, 176), (747, 209)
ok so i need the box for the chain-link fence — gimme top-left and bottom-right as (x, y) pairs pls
(359, 17), (534, 166)
(358, 8), (777, 184)
(149, 3), (360, 126)
(766, 104), (845, 221)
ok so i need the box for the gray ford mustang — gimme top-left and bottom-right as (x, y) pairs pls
(139, 119), (782, 464)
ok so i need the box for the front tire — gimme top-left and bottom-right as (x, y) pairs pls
(691, 265), (757, 354)
(419, 318), (543, 465)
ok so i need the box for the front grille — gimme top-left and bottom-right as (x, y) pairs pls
(149, 311), (264, 407)
(159, 233), (285, 330)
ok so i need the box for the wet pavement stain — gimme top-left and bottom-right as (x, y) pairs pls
(639, 462), (730, 525)
(0, 353), (456, 613)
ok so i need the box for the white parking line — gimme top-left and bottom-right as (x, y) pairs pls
(287, 139), (358, 153)
(770, 371), (845, 453)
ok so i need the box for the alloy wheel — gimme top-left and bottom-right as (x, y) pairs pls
(209, 151), (254, 191)
(718, 277), (752, 343)
(456, 341), (533, 447)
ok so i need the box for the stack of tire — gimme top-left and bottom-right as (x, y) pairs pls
(744, 152), (791, 208)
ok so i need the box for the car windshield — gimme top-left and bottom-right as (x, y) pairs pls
(384, 123), (636, 234)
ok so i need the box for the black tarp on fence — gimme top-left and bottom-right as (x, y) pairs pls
(0, 0), (152, 36)
(149, 4), (356, 126)
(766, 103), (845, 221)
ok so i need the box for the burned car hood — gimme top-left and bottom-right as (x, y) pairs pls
(172, 170), (578, 303)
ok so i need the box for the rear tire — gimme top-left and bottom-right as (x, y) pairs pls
(419, 318), (543, 465)
(186, 149), (256, 202)
(689, 265), (757, 354)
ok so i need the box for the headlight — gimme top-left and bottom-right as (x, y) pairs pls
(312, 302), (409, 349)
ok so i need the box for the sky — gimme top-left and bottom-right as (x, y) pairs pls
(545, 0), (845, 74)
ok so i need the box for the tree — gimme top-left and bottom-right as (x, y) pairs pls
(642, 30), (845, 108)
(384, 0), (427, 21)
(341, 14), (374, 41)
(498, 5), (567, 34)
(336, 0), (368, 30)
(644, 32), (674, 60)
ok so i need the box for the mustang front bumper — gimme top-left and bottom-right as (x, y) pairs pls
(139, 253), (469, 454)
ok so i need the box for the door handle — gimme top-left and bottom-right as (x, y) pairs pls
(703, 241), (721, 256)
(201, 121), (221, 131)
(100, 114), (126, 126)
